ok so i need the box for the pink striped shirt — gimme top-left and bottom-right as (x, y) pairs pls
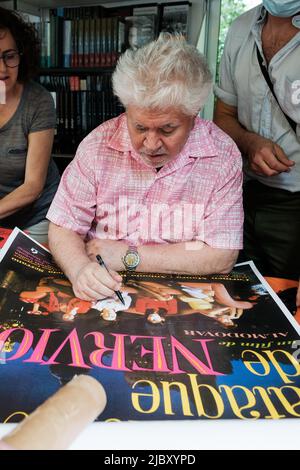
(47, 114), (243, 249)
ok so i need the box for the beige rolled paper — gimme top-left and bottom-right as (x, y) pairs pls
(2, 375), (107, 450)
(0, 440), (14, 450)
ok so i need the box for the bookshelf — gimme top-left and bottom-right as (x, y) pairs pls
(39, 66), (122, 161)
(2, 0), (210, 170)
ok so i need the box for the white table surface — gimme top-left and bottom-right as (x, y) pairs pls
(1, 418), (299, 450)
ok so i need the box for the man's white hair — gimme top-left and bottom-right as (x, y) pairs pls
(112, 34), (212, 116)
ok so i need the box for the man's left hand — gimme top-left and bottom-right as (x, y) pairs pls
(86, 239), (128, 271)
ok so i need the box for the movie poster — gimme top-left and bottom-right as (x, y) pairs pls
(0, 228), (12, 249)
(0, 228), (300, 423)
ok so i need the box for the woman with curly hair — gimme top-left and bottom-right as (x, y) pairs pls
(0, 7), (60, 243)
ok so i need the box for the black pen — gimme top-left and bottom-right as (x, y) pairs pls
(96, 254), (125, 305)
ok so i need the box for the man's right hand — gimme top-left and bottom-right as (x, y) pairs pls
(246, 135), (295, 177)
(70, 261), (123, 301)
(214, 99), (295, 177)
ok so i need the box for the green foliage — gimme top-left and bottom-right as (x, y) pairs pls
(217, 0), (246, 79)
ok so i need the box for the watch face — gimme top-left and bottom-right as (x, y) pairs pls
(124, 251), (139, 268)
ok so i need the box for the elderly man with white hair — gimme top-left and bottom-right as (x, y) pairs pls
(47, 34), (244, 302)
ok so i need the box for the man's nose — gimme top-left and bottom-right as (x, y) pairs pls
(144, 131), (162, 151)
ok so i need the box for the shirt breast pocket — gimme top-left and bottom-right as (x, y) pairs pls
(2, 148), (27, 182)
(7, 147), (27, 156)
(278, 78), (300, 126)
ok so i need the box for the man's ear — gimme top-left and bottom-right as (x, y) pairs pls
(191, 114), (197, 129)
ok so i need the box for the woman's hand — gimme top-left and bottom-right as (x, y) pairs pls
(212, 283), (253, 309)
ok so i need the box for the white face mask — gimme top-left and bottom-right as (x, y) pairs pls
(292, 15), (300, 28)
(263, 0), (300, 17)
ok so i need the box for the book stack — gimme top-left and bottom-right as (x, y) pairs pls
(39, 73), (123, 155)
(40, 6), (128, 68)
(36, 2), (191, 163)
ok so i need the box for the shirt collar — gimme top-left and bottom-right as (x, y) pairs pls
(251, 5), (267, 48)
(182, 117), (218, 159)
(108, 113), (133, 152)
(251, 4), (267, 34)
(257, 5), (267, 24)
(108, 113), (217, 159)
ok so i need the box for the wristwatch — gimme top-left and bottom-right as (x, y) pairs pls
(122, 245), (140, 271)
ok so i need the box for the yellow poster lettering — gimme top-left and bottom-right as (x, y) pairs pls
(242, 350), (270, 376)
(264, 350), (300, 384)
(267, 386), (300, 417)
(4, 411), (28, 423)
(131, 379), (160, 414)
(161, 381), (193, 416)
(189, 374), (224, 418)
(219, 385), (260, 419)
(252, 387), (285, 419)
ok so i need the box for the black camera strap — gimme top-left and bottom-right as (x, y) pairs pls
(256, 45), (297, 134)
